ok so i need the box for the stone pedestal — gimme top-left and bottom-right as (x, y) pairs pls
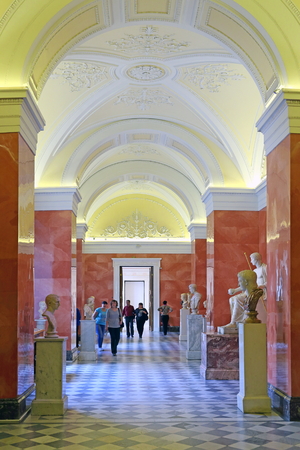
(32, 337), (68, 416)
(200, 332), (239, 379)
(79, 320), (96, 361)
(35, 318), (46, 330)
(179, 308), (190, 341)
(237, 323), (271, 413)
(186, 315), (204, 359)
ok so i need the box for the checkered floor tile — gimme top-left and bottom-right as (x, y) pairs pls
(1, 331), (300, 449)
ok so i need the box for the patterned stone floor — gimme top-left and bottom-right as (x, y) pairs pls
(1, 331), (300, 449)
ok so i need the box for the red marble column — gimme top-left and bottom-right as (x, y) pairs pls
(0, 133), (35, 419)
(206, 210), (260, 328)
(35, 210), (77, 359)
(76, 239), (84, 313)
(191, 239), (206, 314)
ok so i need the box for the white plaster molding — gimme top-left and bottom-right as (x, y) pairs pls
(202, 187), (258, 216)
(77, 223), (88, 240)
(50, 61), (108, 91)
(255, 179), (267, 211)
(35, 187), (82, 216)
(188, 223), (207, 240)
(111, 257), (162, 332)
(0, 88), (45, 152)
(256, 89), (300, 155)
(83, 241), (191, 254)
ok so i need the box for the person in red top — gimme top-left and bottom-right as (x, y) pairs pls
(122, 299), (135, 338)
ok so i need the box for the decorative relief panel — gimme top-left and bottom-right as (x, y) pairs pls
(107, 26), (189, 54)
(121, 181), (154, 192)
(119, 145), (160, 155)
(115, 88), (173, 110)
(103, 209), (172, 238)
(126, 65), (165, 81)
(50, 62), (108, 91)
(183, 64), (245, 92)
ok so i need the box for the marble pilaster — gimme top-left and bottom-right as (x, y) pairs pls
(237, 323), (271, 413)
(186, 315), (204, 359)
(79, 320), (96, 361)
(200, 332), (239, 379)
(31, 337), (68, 416)
(179, 308), (189, 341)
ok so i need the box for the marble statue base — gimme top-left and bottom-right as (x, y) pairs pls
(32, 337), (68, 416)
(186, 315), (204, 360)
(200, 332), (239, 379)
(79, 320), (96, 361)
(179, 308), (190, 341)
(217, 325), (238, 334)
(237, 323), (271, 413)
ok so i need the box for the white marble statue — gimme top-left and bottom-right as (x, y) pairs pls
(38, 300), (46, 319)
(83, 296), (95, 319)
(222, 252), (267, 329)
(188, 284), (201, 314)
(181, 293), (190, 309)
(42, 294), (60, 338)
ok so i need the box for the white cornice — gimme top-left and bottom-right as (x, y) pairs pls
(256, 89), (300, 155)
(0, 88), (45, 153)
(188, 223), (207, 240)
(35, 187), (82, 216)
(77, 223), (88, 240)
(202, 187), (259, 216)
(83, 241), (192, 254)
(255, 178), (267, 211)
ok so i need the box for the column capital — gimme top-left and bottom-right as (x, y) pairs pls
(0, 88), (45, 152)
(188, 223), (207, 240)
(77, 223), (88, 240)
(256, 89), (300, 155)
(202, 187), (262, 216)
(35, 187), (82, 216)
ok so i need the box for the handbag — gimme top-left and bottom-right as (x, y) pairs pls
(118, 308), (125, 328)
(120, 321), (124, 328)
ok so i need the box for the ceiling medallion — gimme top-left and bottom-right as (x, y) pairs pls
(126, 65), (165, 81)
(183, 64), (245, 93)
(107, 25), (190, 55)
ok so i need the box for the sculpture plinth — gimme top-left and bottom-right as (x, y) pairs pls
(79, 320), (96, 361)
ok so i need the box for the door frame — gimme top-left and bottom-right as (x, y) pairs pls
(112, 258), (161, 332)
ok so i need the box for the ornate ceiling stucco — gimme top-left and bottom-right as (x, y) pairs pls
(1, 0), (299, 241)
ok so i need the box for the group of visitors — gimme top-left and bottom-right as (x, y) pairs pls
(92, 300), (149, 355)
(92, 299), (173, 355)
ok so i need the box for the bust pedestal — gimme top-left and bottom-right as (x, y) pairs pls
(200, 332), (239, 379)
(179, 308), (190, 341)
(79, 320), (96, 361)
(237, 323), (271, 413)
(32, 337), (68, 416)
(186, 315), (204, 359)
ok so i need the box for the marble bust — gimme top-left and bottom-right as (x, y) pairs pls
(188, 284), (201, 314)
(42, 294), (60, 338)
(84, 296), (95, 319)
(38, 301), (46, 319)
(181, 293), (190, 309)
(237, 270), (264, 323)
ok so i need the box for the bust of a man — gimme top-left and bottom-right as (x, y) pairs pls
(237, 270), (264, 323)
(38, 300), (46, 319)
(181, 293), (189, 309)
(188, 284), (201, 314)
(84, 296), (95, 319)
(42, 294), (60, 337)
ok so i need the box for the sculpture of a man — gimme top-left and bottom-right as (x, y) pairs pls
(181, 293), (190, 309)
(237, 270), (264, 323)
(188, 284), (201, 314)
(42, 294), (60, 337)
(223, 252), (267, 329)
(38, 300), (46, 319)
(84, 296), (95, 319)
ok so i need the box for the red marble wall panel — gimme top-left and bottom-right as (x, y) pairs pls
(82, 253), (191, 327)
(0, 133), (34, 398)
(267, 134), (300, 397)
(259, 208), (267, 262)
(34, 210), (76, 352)
(191, 239), (206, 314)
(206, 210), (260, 328)
(76, 239), (84, 311)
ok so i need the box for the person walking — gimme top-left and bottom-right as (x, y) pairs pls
(134, 303), (148, 338)
(92, 301), (108, 350)
(106, 300), (123, 355)
(122, 299), (135, 338)
(158, 300), (173, 335)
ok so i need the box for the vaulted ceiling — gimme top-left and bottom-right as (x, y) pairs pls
(1, 0), (299, 242)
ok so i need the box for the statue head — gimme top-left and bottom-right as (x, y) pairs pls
(250, 252), (262, 267)
(45, 294), (60, 313)
(181, 293), (187, 301)
(237, 270), (257, 294)
(38, 300), (46, 318)
(189, 284), (197, 294)
(87, 296), (95, 306)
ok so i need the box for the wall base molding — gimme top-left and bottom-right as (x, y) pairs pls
(268, 384), (300, 421)
(0, 384), (35, 421)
